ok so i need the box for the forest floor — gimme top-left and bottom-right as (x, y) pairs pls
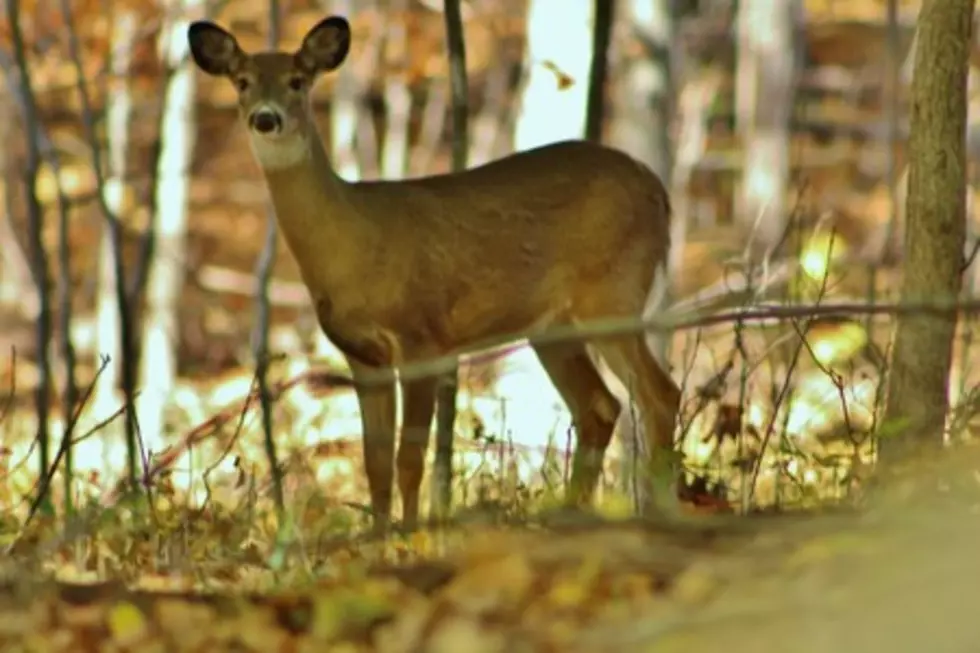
(0, 389), (978, 651)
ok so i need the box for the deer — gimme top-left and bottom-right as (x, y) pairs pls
(186, 15), (682, 532)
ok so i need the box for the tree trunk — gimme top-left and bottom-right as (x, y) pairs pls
(430, 0), (468, 523)
(0, 91), (36, 316)
(584, 0), (615, 143)
(381, 0), (411, 180)
(607, 0), (688, 500)
(609, 0), (674, 182)
(511, 0), (595, 494)
(89, 10), (135, 472)
(880, 0), (974, 463)
(137, 2), (198, 457)
(8, 0), (53, 513)
(330, 0), (364, 184)
(733, 0), (801, 254)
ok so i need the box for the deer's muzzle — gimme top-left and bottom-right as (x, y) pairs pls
(248, 109), (283, 134)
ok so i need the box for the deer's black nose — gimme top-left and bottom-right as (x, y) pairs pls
(249, 109), (282, 134)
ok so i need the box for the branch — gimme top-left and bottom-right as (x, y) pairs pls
(342, 296), (980, 388)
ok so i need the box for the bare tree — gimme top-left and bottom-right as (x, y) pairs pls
(410, 73), (449, 175)
(733, 0), (802, 254)
(254, 0), (285, 514)
(466, 61), (510, 167)
(0, 42), (82, 511)
(54, 127), (78, 516)
(0, 218), (31, 311)
(606, 0), (680, 499)
(609, 0), (674, 182)
(330, 0), (363, 184)
(8, 0), (54, 513)
(881, 0), (975, 462)
(381, 0), (411, 180)
(0, 90), (36, 314)
(90, 9), (137, 474)
(430, 0), (469, 522)
(61, 0), (140, 486)
(513, 0), (597, 495)
(585, 0), (615, 142)
(137, 0), (200, 457)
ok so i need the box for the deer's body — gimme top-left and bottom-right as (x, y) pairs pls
(268, 140), (670, 365)
(188, 16), (681, 530)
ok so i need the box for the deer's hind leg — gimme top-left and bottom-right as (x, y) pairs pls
(533, 341), (621, 507)
(589, 333), (681, 516)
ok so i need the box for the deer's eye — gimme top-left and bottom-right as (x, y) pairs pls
(288, 76), (304, 91)
(235, 77), (250, 92)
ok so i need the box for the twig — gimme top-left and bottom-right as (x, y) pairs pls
(748, 227), (839, 504)
(70, 398), (136, 448)
(748, 319), (808, 501)
(195, 366), (265, 520)
(24, 356), (112, 527)
(334, 296), (980, 389)
(100, 366), (350, 507)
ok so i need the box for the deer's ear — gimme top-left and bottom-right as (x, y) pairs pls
(295, 16), (351, 74)
(187, 21), (245, 77)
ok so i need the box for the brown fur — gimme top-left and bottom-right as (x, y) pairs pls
(188, 15), (682, 530)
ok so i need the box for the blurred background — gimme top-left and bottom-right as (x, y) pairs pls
(1, 0), (976, 515)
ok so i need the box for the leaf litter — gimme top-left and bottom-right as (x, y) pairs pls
(1, 436), (980, 653)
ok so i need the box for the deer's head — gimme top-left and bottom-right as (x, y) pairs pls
(187, 16), (351, 169)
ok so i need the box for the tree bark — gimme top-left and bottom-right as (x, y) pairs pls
(138, 1), (199, 457)
(430, 0), (469, 523)
(584, 0), (615, 142)
(381, 0), (411, 180)
(880, 0), (974, 463)
(90, 10), (136, 473)
(733, 0), (801, 254)
(511, 0), (597, 493)
(609, 0), (674, 182)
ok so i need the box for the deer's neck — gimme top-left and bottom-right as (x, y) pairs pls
(251, 122), (373, 292)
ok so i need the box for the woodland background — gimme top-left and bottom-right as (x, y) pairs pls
(0, 0), (979, 649)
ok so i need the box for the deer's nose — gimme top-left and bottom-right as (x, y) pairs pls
(248, 109), (283, 134)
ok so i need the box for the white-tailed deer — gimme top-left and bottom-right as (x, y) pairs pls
(187, 15), (681, 530)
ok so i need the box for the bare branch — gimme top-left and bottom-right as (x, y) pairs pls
(344, 295), (980, 388)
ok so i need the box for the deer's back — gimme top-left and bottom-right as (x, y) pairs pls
(338, 141), (673, 353)
(355, 140), (671, 268)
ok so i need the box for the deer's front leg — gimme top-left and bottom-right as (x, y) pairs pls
(398, 377), (437, 530)
(349, 359), (397, 532)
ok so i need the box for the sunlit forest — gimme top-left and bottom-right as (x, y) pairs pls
(0, 0), (979, 649)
